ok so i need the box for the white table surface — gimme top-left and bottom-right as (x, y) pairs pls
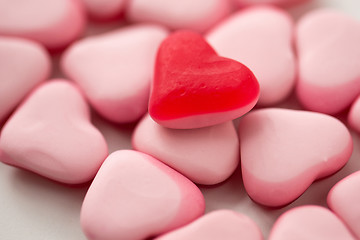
(1, 0), (360, 239)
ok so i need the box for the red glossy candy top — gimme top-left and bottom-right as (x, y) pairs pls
(149, 30), (260, 123)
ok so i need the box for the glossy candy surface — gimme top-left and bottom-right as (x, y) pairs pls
(149, 30), (260, 129)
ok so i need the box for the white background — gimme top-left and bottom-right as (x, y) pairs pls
(1, 0), (360, 239)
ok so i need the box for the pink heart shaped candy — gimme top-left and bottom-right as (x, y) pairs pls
(0, 80), (108, 184)
(155, 210), (263, 240)
(296, 9), (360, 114)
(62, 24), (168, 123)
(207, 6), (296, 105)
(269, 206), (356, 240)
(239, 108), (352, 207)
(328, 171), (360, 239)
(132, 115), (239, 185)
(0, 36), (50, 122)
(81, 150), (205, 240)
(0, 0), (85, 49)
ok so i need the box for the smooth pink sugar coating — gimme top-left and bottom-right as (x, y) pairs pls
(233, 0), (310, 7)
(81, 150), (205, 240)
(149, 30), (260, 129)
(0, 80), (108, 184)
(239, 108), (352, 207)
(268, 206), (356, 240)
(156, 210), (263, 240)
(328, 171), (360, 239)
(83, 0), (126, 20)
(126, 0), (231, 32)
(207, 6), (296, 106)
(0, 36), (50, 122)
(0, 0), (85, 49)
(132, 115), (239, 185)
(348, 95), (360, 133)
(62, 24), (168, 123)
(296, 9), (360, 114)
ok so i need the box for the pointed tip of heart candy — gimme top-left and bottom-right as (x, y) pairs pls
(149, 30), (260, 129)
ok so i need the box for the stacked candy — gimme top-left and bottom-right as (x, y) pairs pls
(0, 0), (360, 239)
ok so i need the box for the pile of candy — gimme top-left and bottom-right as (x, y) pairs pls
(0, 0), (360, 239)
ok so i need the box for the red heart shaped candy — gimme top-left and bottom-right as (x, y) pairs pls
(149, 30), (260, 129)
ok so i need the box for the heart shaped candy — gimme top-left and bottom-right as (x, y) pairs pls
(296, 9), (360, 114)
(0, 80), (108, 184)
(62, 24), (168, 123)
(239, 108), (352, 207)
(0, 0), (85, 49)
(132, 114), (239, 185)
(268, 206), (356, 240)
(155, 210), (263, 240)
(328, 171), (360, 239)
(149, 30), (260, 129)
(0, 36), (50, 122)
(207, 6), (296, 105)
(126, 0), (231, 32)
(81, 150), (205, 240)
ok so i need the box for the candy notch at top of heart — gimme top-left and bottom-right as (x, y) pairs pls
(149, 30), (260, 129)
